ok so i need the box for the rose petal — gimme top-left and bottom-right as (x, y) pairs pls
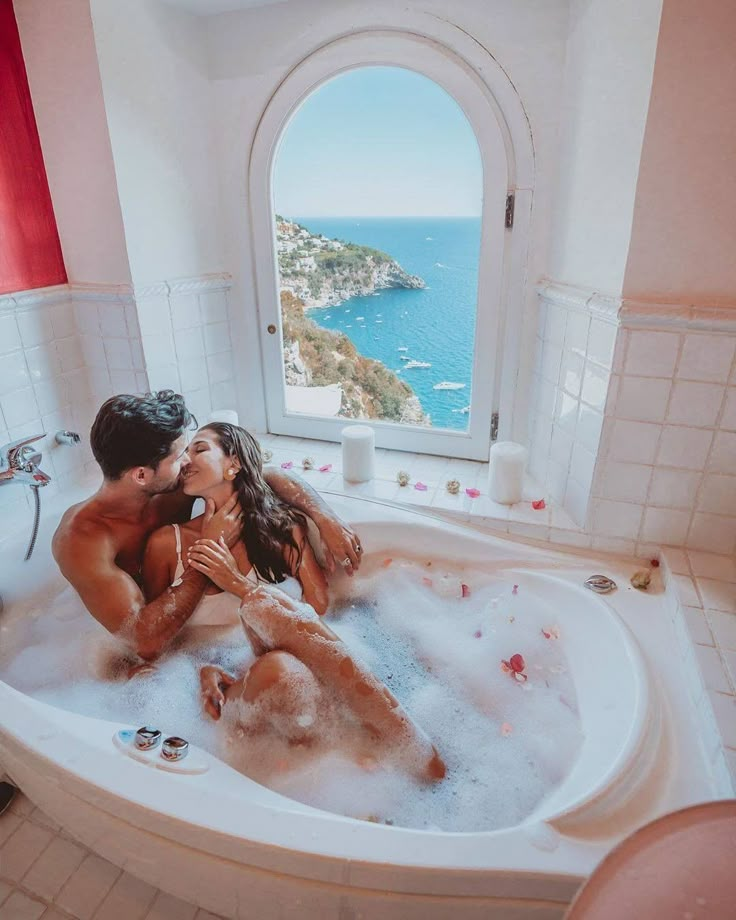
(542, 626), (560, 640)
(319, 464), (332, 472)
(461, 583), (470, 598)
(280, 461), (294, 469)
(532, 499), (546, 510)
(514, 672), (528, 683)
(415, 481), (428, 491)
(512, 584), (519, 595)
(473, 629), (482, 638)
(422, 576), (433, 587)
(650, 558), (660, 568)
(382, 558), (393, 568)
(465, 488), (480, 498)
(501, 722), (513, 737)
(509, 653), (525, 672)
(501, 660), (511, 673)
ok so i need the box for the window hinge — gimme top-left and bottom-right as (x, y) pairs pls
(505, 193), (514, 230)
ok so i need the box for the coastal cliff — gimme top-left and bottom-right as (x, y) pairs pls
(276, 216), (425, 309)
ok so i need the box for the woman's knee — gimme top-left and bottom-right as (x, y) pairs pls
(243, 650), (313, 703)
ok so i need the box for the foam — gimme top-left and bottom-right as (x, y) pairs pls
(0, 554), (582, 831)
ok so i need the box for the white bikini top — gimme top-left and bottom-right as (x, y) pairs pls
(170, 524), (303, 627)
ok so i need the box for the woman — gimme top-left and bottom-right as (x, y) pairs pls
(143, 423), (445, 781)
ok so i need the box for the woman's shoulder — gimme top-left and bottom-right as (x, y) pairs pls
(146, 522), (178, 553)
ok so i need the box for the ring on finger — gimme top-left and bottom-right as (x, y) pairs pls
(342, 556), (352, 567)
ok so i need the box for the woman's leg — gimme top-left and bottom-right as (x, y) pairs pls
(240, 586), (446, 780)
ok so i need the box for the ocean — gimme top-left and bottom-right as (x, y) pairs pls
(292, 217), (481, 431)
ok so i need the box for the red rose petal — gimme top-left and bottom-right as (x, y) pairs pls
(382, 558), (393, 567)
(509, 653), (525, 672)
(422, 576), (433, 587)
(650, 558), (660, 568)
(465, 488), (480, 498)
(461, 583), (470, 598)
(532, 498), (546, 510)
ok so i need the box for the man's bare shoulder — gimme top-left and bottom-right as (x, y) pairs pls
(52, 499), (114, 564)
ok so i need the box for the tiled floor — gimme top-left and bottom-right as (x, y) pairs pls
(0, 791), (220, 920)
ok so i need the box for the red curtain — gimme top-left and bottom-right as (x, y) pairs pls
(0, 0), (66, 294)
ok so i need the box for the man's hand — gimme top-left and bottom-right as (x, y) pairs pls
(200, 494), (242, 548)
(316, 513), (363, 576)
(188, 536), (248, 596)
(200, 665), (236, 720)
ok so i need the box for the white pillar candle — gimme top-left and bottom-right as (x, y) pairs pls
(207, 409), (239, 426)
(488, 441), (527, 505)
(341, 424), (375, 483)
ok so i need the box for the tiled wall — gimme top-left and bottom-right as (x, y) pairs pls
(0, 287), (94, 507)
(529, 281), (736, 556)
(527, 282), (618, 527)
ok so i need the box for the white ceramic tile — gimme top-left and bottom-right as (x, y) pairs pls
(87, 368), (112, 402)
(587, 318), (617, 368)
(0, 350), (31, 395)
(182, 387), (212, 422)
(210, 379), (236, 409)
(592, 499), (643, 539)
(72, 300), (99, 335)
(591, 535), (636, 555)
(624, 330), (680, 378)
(79, 334), (107, 368)
(57, 336), (85, 374)
(130, 339), (146, 370)
(721, 648), (736, 694)
(662, 546), (690, 574)
(206, 351), (234, 385)
(560, 349), (585, 398)
(544, 303), (567, 346)
(203, 322), (231, 356)
(0, 387), (40, 430)
(569, 441), (595, 494)
(546, 458), (568, 504)
(563, 477), (589, 526)
(97, 304), (128, 338)
(615, 376), (671, 422)
(678, 334), (736, 384)
(648, 467), (701, 510)
(596, 460), (651, 503)
(694, 645), (732, 693)
(199, 291), (228, 325)
(0, 813), (23, 848)
(657, 426), (713, 470)
(145, 890), (199, 920)
(145, 364), (181, 393)
(608, 419), (660, 464)
(174, 327), (205, 361)
(539, 340), (562, 385)
(23, 344), (62, 382)
(534, 375), (556, 418)
(688, 513), (736, 555)
(696, 579), (736, 614)
(576, 403), (604, 453)
(641, 507), (691, 545)
(0, 821), (54, 882)
(0, 314), (22, 354)
(721, 388), (736, 431)
(108, 369), (137, 393)
(0, 890), (45, 919)
(671, 573), (702, 607)
(103, 337), (133, 371)
(709, 431), (736, 474)
(707, 609), (736, 650)
(94, 871), (158, 920)
(16, 309), (53, 347)
(549, 423), (574, 468)
(178, 357), (210, 392)
(142, 332), (177, 366)
(564, 310), (589, 355)
(170, 293), (201, 330)
(21, 834), (86, 901)
(667, 380), (724, 427)
(56, 854), (121, 920)
(554, 390), (578, 435)
(136, 295), (173, 337)
(698, 474), (736, 516)
(50, 301), (76, 339)
(708, 692), (736, 748)
(688, 551), (736, 583)
(125, 303), (141, 338)
(682, 605), (714, 646)
(580, 361), (609, 411)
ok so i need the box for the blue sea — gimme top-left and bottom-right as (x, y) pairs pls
(293, 217), (481, 431)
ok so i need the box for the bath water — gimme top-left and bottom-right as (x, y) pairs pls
(0, 555), (581, 831)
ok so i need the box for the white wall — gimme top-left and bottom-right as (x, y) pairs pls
(204, 0), (571, 430)
(89, 0), (225, 287)
(547, 0), (663, 296)
(14, 0), (131, 285)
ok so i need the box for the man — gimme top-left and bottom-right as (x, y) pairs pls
(52, 390), (361, 660)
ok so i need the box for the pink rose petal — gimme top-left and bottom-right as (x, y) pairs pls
(461, 583), (471, 598)
(473, 629), (482, 638)
(422, 576), (433, 587)
(280, 460), (294, 469)
(532, 498), (546, 510)
(542, 625), (560, 640)
(465, 487), (480, 498)
(501, 722), (513, 737)
(414, 481), (428, 491)
(512, 584), (519, 595)
(382, 558), (393, 568)
(319, 463), (332, 472)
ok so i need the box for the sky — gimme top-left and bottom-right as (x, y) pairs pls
(273, 66), (483, 218)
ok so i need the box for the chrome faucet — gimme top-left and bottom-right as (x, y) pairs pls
(0, 434), (52, 487)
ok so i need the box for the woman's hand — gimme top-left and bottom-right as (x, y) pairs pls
(315, 513), (363, 576)
(199, 665), (236, 720)
(187, 536), (248, 596)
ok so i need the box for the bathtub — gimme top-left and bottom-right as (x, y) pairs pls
(0, 481), (719, 919)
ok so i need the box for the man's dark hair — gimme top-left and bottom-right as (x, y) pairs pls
(90, 391), (195, 480)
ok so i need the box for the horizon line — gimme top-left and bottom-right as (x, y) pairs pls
(280, 214), (483, 220)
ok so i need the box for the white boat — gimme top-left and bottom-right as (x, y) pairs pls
(404, 360), (432, 369)
(451, 405), (471, 414)
(375, 319), (383, 324)
(433, 382), (466, 391)
(400, 355), (411, 361)
(356, 317), (364, 321)
(398, 346), (408, 351)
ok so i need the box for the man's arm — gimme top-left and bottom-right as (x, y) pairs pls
(263, 466), (362, 574)
(54, 525), (208, 661)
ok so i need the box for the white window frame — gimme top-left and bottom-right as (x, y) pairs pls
(249, 31), (526, 460)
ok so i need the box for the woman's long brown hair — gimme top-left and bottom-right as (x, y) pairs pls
(201, 423), (307, 583)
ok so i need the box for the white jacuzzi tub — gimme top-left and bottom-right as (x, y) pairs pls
(0, 484), (719, 919)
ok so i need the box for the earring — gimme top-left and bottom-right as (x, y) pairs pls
(226, 469), (236, 480)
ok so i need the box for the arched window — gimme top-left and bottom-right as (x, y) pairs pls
(250, 34), (519, 460)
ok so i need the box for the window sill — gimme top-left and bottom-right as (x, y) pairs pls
(257, 432), (590, 551)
